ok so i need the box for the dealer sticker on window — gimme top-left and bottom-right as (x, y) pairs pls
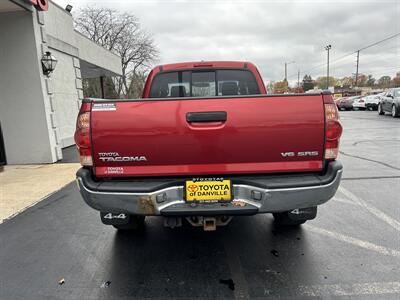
(185, 179), (232, 202)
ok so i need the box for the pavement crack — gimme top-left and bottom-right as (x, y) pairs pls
(352, 139), (400, 146)
(339, 151), (400, 171)
(223, 238), (250, 299)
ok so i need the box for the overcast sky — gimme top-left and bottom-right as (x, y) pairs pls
(53, 0), (399, 85)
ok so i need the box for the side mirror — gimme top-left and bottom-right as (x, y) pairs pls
(387, 94), (393, 98)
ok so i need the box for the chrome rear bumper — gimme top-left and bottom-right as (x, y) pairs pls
(76, 162), (343, 216)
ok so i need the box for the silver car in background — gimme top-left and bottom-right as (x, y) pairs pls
(365, 93), (384, 111)
(353, 96), (367, 110)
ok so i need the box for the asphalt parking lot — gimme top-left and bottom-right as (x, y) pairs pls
(0, 111), (399, 299)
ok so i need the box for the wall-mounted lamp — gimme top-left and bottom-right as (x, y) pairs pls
(65, 4), (73, 12)
(41, 51), (57, 76)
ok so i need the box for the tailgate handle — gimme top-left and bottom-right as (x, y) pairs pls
(186, 111), (227, 123)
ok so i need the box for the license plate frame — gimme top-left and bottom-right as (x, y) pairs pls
(185, 178), (232, 203)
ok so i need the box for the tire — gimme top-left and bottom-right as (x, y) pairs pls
(273, 212), (306, 226)
(378, 103), (384, 115)
(392, 105), (399, 118)
(113, 215), (145, 231)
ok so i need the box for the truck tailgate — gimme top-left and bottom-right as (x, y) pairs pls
(91, 95), (325, 177)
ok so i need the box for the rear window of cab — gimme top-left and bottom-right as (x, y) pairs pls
(149, 69), (260, 98)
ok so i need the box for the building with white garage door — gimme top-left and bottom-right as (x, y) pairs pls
(0, 0), (122, 165)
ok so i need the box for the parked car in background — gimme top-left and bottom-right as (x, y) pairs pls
(353, 96), (367, 110)
(365, 93), (384, 111)
(336, 96), (365, 111)
(378, 88), (400, 118)
(334, 97), (343, 108)
(334, 98), (341, 109)
(336, 96), (358, 110)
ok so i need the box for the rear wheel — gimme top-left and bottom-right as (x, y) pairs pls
(273, 212), (306, 226)
(392, 105), (399, 118)
(273, 207), (317, 226)
(113, 215), (145, 231)
(378, 103), (384, 115)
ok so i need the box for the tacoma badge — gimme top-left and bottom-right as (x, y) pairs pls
(98, 152), (147, 162)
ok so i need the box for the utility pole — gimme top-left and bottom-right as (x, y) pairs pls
(325, 45), (332, 89)
(284, 62), (287, 81)
(297, 70), (300, 89)
(355, 50), (360, 88)
(284, 61), (295, 81)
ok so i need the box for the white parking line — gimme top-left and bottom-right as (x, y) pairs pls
(332, 196), (357, 206)
(305, 224), (400, 257)
(298, 281), (400, 297)
(338, 186), (400, 232)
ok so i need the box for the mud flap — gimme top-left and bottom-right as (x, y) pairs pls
(288, 206), (317, 221)
(100, 212), (130, 225)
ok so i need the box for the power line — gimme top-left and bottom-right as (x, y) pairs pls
(287, 52), (356, 79)
(355, 58), (400, 68)
(304, 55), (354, 77)
(287, 32), (400, 80)
(367, 71), (399, 79)
(358, 66), (399, 73)
(357, 32), (400, 52)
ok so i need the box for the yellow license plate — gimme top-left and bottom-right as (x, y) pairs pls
(185, 179), (232, 202)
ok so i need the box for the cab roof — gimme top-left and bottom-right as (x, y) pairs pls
(157, 61), (254, 72)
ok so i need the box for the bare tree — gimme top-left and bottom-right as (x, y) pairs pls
(127, 70), (148, 98)
(75, 7), (158, 98)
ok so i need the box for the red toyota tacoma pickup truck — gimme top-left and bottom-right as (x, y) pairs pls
(75, 61), (343, 231)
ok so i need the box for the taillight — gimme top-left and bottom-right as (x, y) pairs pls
(323, 94), (343, 160)
(74, 102), (93, 166)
